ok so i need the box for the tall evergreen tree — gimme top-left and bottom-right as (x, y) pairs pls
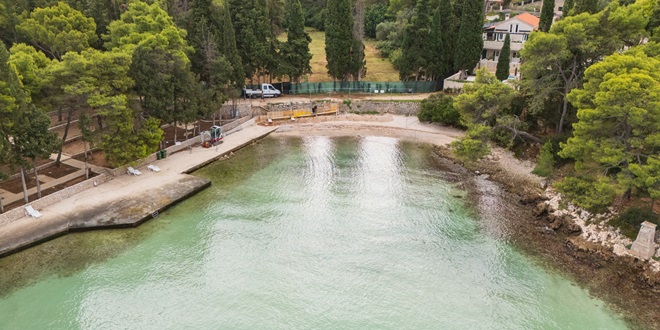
(452, 0), (464, 22)
(495, 33), (510, 80)
(450, 0), (463, 72)
(573, 0), (599, 14)
(187, 0), (221, 85)
(351, 0), (366, 80)
(229, 0), (272, 82)
(325, 0), (355, 80)
(429, 0), (455, 80)
(539, 0), (555, 32)
(218, 4), (244, 89)
(398, 0), (432, 80)
(454, 0), (484, 74)
(428, 6), (444, 81)
(563, 0), (574, 16)
(282, 0), (312, 83)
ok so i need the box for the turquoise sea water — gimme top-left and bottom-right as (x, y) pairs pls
(0, 136), (627, 329)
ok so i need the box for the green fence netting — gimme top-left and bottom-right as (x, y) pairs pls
(283, 81), (438, 94)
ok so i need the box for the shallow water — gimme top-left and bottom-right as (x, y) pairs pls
(0, 136), (627, 329)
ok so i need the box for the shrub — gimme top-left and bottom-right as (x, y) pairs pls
(609, 206), (660, 239)
(451, 124), (491, 162)
(532, 140), (557, 177)
(418, 94), (462, 127)
(554, 176), (617, 213)
(342, 99), (352, 111)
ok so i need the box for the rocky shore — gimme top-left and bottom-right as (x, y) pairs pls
(443, 147), (660, 329)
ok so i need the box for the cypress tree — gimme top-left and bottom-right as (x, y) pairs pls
(187, 0), (217, 85)
(229, 0), (271, 82)
(219, 4), (244, 88)
(349, 39), (366, 81)
(325, 0), (354, 80)
(428, 6), (444, 81)
(562, 0), (574, 16)
(454, 0), (483, 74)
(539, 0), (555, 32)
(495, 33), (510, 81)
(573, 0), (599, 14)
(282, 0), (312, 83)
(254, 0), (273, 81)
(399, 0), (432, 80)
(450, 0), (463, 72)
(433, 0), (458, 78)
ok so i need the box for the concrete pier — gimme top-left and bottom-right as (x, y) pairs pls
(0, 124), (278, 258)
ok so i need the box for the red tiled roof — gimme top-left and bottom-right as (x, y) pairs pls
(515, 12), (540, 28)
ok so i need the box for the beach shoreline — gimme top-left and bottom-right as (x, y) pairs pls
(1, 113), (658, 328)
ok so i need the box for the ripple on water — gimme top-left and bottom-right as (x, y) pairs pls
(0, 136), (628, 329)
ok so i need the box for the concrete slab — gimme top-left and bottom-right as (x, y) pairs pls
(0, 124), (278, 258)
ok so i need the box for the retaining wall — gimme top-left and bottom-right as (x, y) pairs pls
(341, 101), (421, 115)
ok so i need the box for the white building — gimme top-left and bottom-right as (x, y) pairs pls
(478, 12), (539, 77)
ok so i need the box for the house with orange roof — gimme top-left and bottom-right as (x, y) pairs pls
(478, 12), (540, 77)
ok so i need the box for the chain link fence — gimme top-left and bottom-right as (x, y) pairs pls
(273, 81), (439, 95)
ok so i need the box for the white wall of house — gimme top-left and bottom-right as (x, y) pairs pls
(478, 15), (537, 78)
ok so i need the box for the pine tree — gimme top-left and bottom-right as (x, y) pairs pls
(454, 0), (484, 74)
(495, 33), (510, 80)
(0, 42), (58, 197)
(0, 42), (23, 169)
(282, 0), (312, 83)
(539, 0), (555, 32)
(325, 0), (354, 80)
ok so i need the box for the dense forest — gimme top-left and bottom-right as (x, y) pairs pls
(0, 0), (481, 173)
(0, 0), (315, 173)
(0, 0), (659, 214)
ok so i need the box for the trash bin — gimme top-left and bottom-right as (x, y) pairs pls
(161, 149), (167, 159)
(156, 151), (162, 160)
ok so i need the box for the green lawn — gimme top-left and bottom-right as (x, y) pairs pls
(281, 28), (400, 82)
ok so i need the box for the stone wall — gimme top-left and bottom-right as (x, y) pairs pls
(268, 100), (420, 116)
(218, 103), (250, 118)
(0, 174), (112, 226)
(340, 101), (421, 115)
